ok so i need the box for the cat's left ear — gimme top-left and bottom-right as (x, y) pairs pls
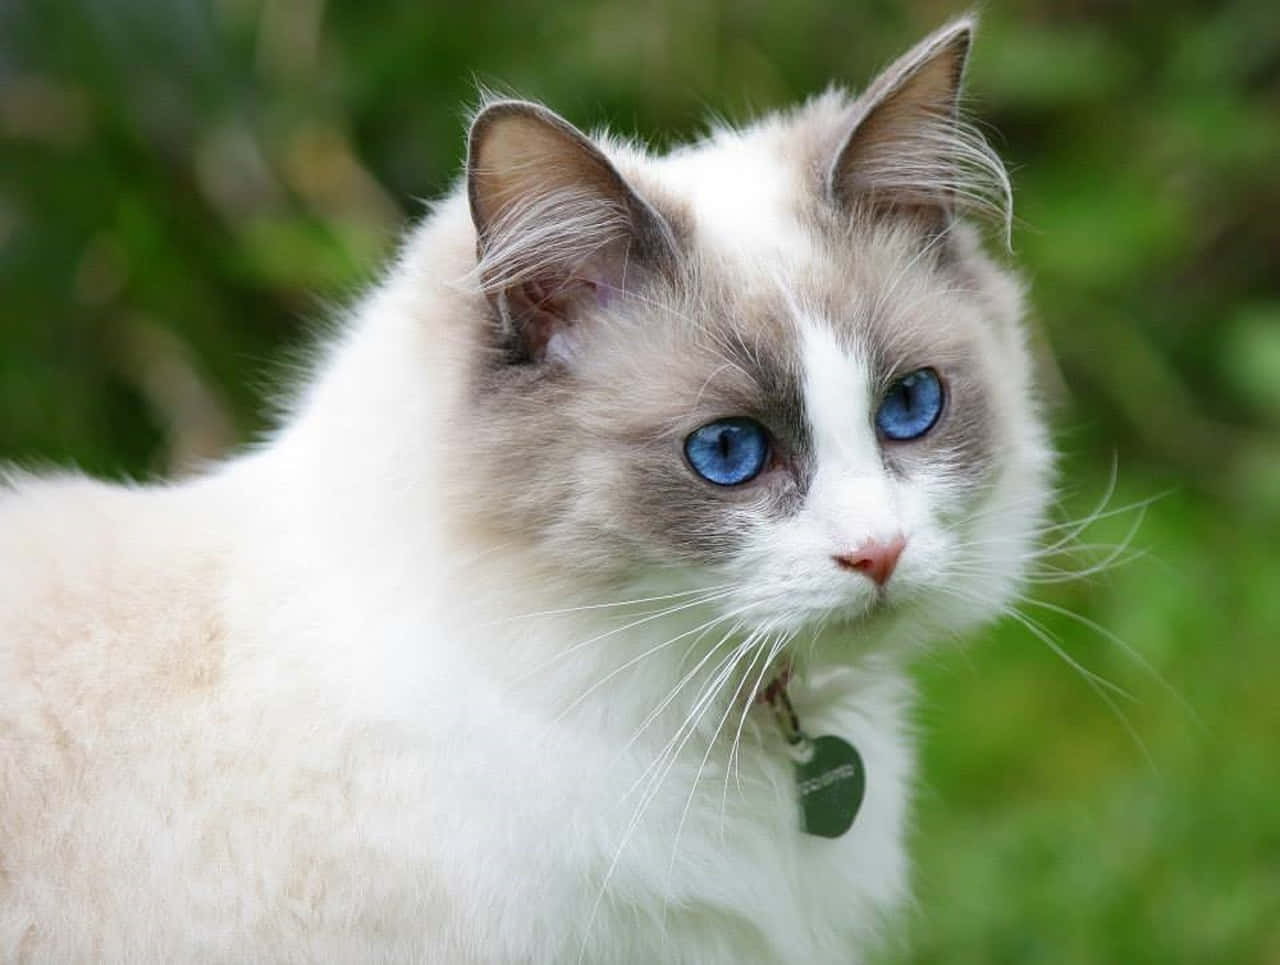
(467, 100), (677, 364)
(827, 17), (1004, 235)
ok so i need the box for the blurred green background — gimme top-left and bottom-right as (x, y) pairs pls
(2, 0), (1277, 960)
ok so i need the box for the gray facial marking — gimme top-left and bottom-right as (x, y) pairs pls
(799, 227), (999, 493)
(456, 244), (813, 572)
(459, 193), (1002, 579)
(612, 278), (815, 562)
(453, 82), (1017, 583)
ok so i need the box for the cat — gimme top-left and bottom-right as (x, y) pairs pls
(0, 16), (1053, 964)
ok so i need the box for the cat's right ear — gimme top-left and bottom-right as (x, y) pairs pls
(824, 17), (1010, 241)
(467, 101), (677, 364)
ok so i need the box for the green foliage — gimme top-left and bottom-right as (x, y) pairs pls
(2, 1), (1277, 959)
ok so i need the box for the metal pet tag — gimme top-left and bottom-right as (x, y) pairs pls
(791, 733), (865, 839)
(764, 678), (865, 839)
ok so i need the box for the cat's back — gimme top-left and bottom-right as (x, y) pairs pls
(0, 473), (229, 706)
(0, 473), (238, 957)
(0, 471), (465, 962)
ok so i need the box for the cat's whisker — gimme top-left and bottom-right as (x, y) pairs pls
(555, 604), (756, 722)
(516, 588), (740, 680)
(950, 543), (1148, 577)
(1001, 604), (1137, 703)
(628, 619), (749, 751)
(723, 631), (793, 825)
(1013, 594), (1202, 729)
(636, 636), (758, 827)
(690, 362), (751, 413)
(962, 462), (1119, 529)
(947, 492), (1059, 530)
(729, 631), (785, 793)
(643, 631), (775, 827)
(949, 537), (1146, 560)
(663, 633), (774, 925)
(619, 624), (747, 788)
(944, 544), (1147, 585)
(1016, 554), (1148, 584)
(583, 634), (757, 962)
(625, 630), (759, 801)
(803, 620), (826, 667)
(947, 547), (1146, 578)
(934, 583), (1157, 771)
(1036, 498), (1159, 560)
(1003, 602), (1158, 772)
(966, 467), (1168, 556)
(485, 583), (735, 626)
(946, 473), (1163, 591)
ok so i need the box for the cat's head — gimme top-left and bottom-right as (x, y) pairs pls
(453, 18), (1052, 657)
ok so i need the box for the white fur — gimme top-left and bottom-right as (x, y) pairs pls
(0, 84), (1051, 965)
(657, 138), (815, 263)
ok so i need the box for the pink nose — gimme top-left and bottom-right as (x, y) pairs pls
(833, 536), (905, 586)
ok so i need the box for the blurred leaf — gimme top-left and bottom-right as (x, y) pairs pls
(1221, 304), (1280, 418)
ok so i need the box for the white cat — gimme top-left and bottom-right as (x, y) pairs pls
(1, 17), (1052, 963)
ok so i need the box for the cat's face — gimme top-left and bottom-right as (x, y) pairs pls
(457, 20), (1052, 657)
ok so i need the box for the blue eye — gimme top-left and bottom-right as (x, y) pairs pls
(876, 368), (944, 441)
(684, 418), (770, 486)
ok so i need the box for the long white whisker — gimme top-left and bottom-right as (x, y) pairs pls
(1015, 595), (1202, 729)
(579, 634), (753, 962)
(937, 583), (1157, 770)
(518, 588), (739, 680)
(556, 605), (752, 722)
(486, 583), (735, 625)
(662, 633), (771, 928)
(1006, 602), (1157, 772)
(724, 632), (791, 827)
(626, 618), (749, 751)
(625, 633), (753, 800)
(1001, 604), (1136, 703)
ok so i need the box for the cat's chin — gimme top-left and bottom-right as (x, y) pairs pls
(727, 576), (925, 638)
(789, 591), (946, 670)
(728, 606), (917, 717)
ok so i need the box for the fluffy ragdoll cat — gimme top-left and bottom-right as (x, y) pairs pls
(1, 17), (1052, 964)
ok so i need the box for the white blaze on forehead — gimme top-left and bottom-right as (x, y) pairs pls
(800, 317), (879, 470)
(659, 135), (813, 260)
(799, 315), (903, 545)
